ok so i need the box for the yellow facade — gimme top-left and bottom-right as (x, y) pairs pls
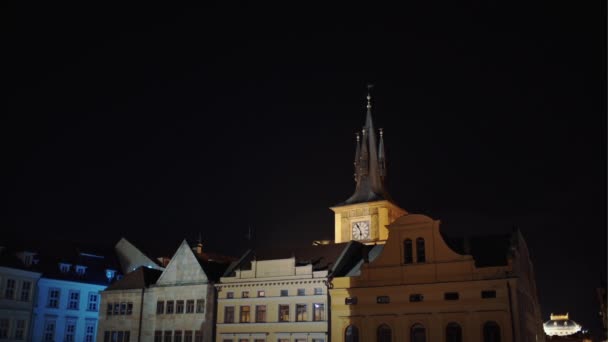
(329, 214), (543, 342)
(216, 258), (329, 342)
(330, 200), (406, 244)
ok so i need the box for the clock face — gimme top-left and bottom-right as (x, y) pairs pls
(352, 221), (370, 240)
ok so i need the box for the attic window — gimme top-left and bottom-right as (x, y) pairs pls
(105, 269), (116, 280)
(481, 290), (497, 299)
(345, 297), (358, 305)
(75, 265), (87, 275)
(444, 292), (459, 301)
(59, 263), (71, 273)
(409, 294), (424, 302)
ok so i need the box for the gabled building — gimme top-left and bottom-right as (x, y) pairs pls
(97, 239), (230, 342)
(215, 244), (351, 342)
(0, 248), (41, 341)
(328, 88), (544, 342)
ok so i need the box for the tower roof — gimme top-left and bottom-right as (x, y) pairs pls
(340, 85), (392, 205)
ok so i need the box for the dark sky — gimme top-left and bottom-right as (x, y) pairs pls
(4, 2), (606, 336)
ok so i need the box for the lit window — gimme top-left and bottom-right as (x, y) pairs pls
(278, 304), (290, 322)
(226, 292), (234, 299)
(313, 303), (325, 321)
(59, 263), (71, 273)
(240, 306), (251, 323)
(75, 265), (87, 275)
(257, 290), (265, 297)
(296, 304), (307, 321)
(242, 291), (249, 298)
(105, 269), (116, 281)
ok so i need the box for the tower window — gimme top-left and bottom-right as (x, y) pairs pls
(416, 237), (426, 263)
(403, 239), (413, 264)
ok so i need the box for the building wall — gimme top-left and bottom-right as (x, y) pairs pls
(97, 288), (144, 342)
(330, 213), (543, 342)
(216, 258), (329, 342)
(33, 278), (105, 342)
(0, 266), (41, 342)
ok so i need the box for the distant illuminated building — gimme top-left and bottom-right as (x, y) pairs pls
(543, 313), (582, 337)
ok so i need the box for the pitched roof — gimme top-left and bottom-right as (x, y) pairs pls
(105, 266), (162, 291)
(443, 233), (512, 267)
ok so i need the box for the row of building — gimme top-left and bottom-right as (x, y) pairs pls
(2, 90), (549, 341)
(95, 92), (545, 342)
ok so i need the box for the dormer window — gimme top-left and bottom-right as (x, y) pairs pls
(105, 269), (116, 281)
(75, 265), (87, 275)
(59, 263), (71, 273)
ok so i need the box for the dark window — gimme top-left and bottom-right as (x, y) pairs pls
(119, 302), (126, 315)
(186, 300), (194, 313)
(127, 302), (133, 315)
(255, 305), (266, 322)
(224, 306), (234, 323)
(403, 239), (413, 264)
(444, 292), (459, 300)
(184, 331), (193, 342)
(377, 324), (391, 342)
(196, 299), (205, 313)
(411, 323), (426, 342)
(416, 238), (426, 263)
(376, 296), (390, 304)
(107, 303), (113, 316)
(113, 303), (119, 315)
(409, 294), (424, 302)
(446, 322), (462, 342)
(174, 330), (182, 342)
(280, 290), (288, 296)
(345, 325), (359, 342)
(166, 301), (174, 314)
(163, 331), (172, 342)
(176, 300), (184, 314)
(297, 288), (305, 296)
(483, 321), (501, 342)
(154, 331), (162, 342)
(194, 331), (202, 342)
(345, 297), (358, 305)
(482, 290), (497, 299)
(156, 301), (164, 314)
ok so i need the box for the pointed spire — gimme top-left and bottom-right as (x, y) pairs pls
(341, 84), (391, 205)
(378, 128), (386, 180)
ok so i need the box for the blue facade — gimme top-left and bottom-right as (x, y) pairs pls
(32, 277), (106, 342)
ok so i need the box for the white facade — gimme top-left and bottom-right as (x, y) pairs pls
(32, 277), (106, 342)
(0, 266), (41, 342)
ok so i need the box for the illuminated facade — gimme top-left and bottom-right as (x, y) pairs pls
(328, 89), (544, 342)
(30, 252), (117, 342)
(543, 313), (582, 337)
(0, 261), (41, 342)
(97, 239), (228, 342)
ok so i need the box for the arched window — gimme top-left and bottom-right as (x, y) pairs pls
(483, 321), (501, 342)
(445, 322), (462, 342)
(416, 237), (426, 263)
(377, 324), (391, 342)
(403, 239), (413, 264)
(345, 325), (359, 342)
(411, 323), (426, 342)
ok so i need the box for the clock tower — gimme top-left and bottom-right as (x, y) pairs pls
(331, 85), (406, 244)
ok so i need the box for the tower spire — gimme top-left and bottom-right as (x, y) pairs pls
(341, 84), (391, 205)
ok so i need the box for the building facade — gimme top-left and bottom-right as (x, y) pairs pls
(215, 256), (330, 342)
(0, 263), (41, 341)
(327, 89), (543, 342)
(97, 239), (227, 342)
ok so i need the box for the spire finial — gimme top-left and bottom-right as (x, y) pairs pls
(366, 83), (374, 109)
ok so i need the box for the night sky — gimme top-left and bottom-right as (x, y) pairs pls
(4, 2), (606, 336)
